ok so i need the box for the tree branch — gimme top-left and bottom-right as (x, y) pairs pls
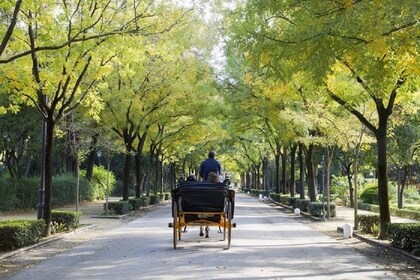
(0, 0), (22, 56)
(326, 87), (377, 135)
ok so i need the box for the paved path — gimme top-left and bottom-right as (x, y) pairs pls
(5, 194), (401, 280)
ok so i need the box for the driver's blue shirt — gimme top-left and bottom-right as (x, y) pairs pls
(199, 158), (221, 181)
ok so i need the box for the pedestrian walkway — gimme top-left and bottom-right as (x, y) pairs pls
(0, 195), (418, 258)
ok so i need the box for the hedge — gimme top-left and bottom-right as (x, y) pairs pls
(128, 198), (143, 211)
(149, 194), (161, 205)
(356, 214), (380, 234)
(308, 201), (336, 218)
(388, 223), (420, 255)
(104, 201), (130, 215)
(295, 199), (311, 213)
(0, 219), (45, 250)
(51, 210), (82, 231)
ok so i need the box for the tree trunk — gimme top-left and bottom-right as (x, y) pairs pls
(135, 153), (141, 198)
(376, 125), (391, 239)
(122, 152), (131, 201)
(43, 118), (55, 237)
(397, 167), (407, 209)
(281, 148), (287, 194)
(290, 145), (297, 197)
(85, 133), (99, 182)
(345, 163), (354, 208)
(304, 144), (317, 202)
(262, 156), (270, 193)
(275, 147), (281, 193)
(298, 143), (305, 199)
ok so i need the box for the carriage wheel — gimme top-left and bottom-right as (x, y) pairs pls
(222, 202), (228, 241)
(172, 202), (178, 249)
(226, 201), (232, 249)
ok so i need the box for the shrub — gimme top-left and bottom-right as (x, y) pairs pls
(356, 214), (380, 234)
(51, 210), (82, 231)
(149, 194), (161, 205)
(164, 192), (171, 200)
(279, 195), (289, 205)
(270, 193), (281, 203)
(0, 177), (17, 211)
(308, 201), (336, 218)
(390, 207), (420, 220)
(0, 219), (45, 250)
(139, 196), (150, 206)
(128, 198), (143, 211)
(388, 223), (420, 254)
(295, 199), (310, 212)
(359, 183), (379, 204)
(331, 175), (350, 206)
(104, 201), (130, 215)
(80, 167), (116, 200)
(287, 197), (297, 208)
(158, 193), (165, 201)
(358, 201), (380, 212)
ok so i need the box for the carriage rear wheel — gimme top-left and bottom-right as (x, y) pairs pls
(226, 201), (232, 249)
(172, 202), (178, 249)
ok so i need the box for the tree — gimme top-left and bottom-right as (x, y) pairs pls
(0, 0), (190, 236)
(224, 0), (419, 239)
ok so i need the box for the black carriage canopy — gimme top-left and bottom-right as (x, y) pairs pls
(172, 181), (235, 216)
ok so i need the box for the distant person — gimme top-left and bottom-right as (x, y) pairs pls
(199, 150), (221, 182)
(223, 175), (231, 186)
(177, 174), (185, 183)
(186, 174), (197, 181)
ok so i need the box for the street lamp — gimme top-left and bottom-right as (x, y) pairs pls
(97, 150), (102, 166)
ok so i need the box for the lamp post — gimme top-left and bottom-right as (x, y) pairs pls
(37, 114), (47, 219)
(321, 155), (326, 221)
(97, 150), (102, 166)
(105, 157), (111, 216)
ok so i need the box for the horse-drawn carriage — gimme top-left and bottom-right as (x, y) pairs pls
(169, 181), (236, 249)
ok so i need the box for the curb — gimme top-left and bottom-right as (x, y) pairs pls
(351, 230), (420, 263)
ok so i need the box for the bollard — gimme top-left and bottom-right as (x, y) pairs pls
(343, 223), (353, 238)
(258, 194), (263, 200)
(294, 208), (301, 216)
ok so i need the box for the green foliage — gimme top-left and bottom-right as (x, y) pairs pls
(104, 201), (130, 215)
(0, 177), (17, 211)
(358, 201), (380, 212)
(81, 166), (116, 200)
(0, 170), (115, 212)
(51, 210), (82, 231)
(295, 199), (311, 213)
(389, 207), (420, 221)
(388, 223), (420, 254)
(128, 198), (143, 211)
(0, 176), (40, 211)
(287, 197), (297, 208)
(164, 192), (171, 200)
(0, 219), (45, 250)
(139, 196), (151, 207)
(356, 214), (381, 234)
(149, 194), (161, 205)
(308, 202), (336, 218)
(331, 175), (350, 206)
(359, 183), (379, 204)
(270, 193), (281, 203)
